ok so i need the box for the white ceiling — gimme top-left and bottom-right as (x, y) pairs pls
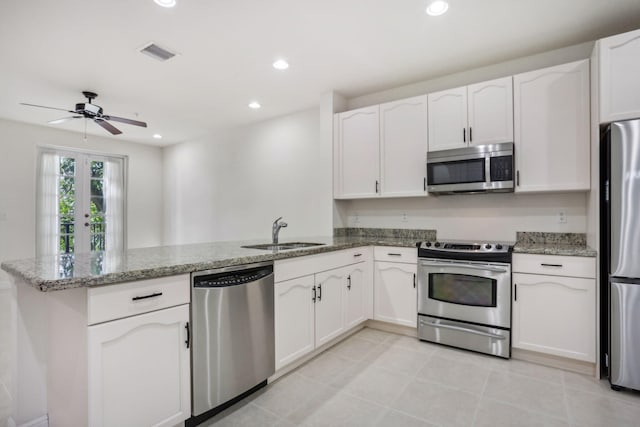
(1, 0), (639, 147)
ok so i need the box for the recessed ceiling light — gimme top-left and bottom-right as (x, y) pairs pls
(153, 134), (163, 139)
(248, 101), (261, 109)
(154, 0), (176, 7)
(426, 0), (448, 16)
(273, 59), (289, 70)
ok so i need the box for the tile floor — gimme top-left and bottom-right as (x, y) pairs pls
(200, 328), (640, 427)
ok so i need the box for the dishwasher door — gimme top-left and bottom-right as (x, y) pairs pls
(191, 261), (275, 417)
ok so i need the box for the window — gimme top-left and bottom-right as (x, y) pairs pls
(37, 148), (126, 257)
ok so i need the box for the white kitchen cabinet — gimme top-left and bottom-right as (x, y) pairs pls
(374, 260), (417, 328)
(380, 95), (428, 196)
(344, 262), (368, 329)
(274, 275), (316, 369)
(514, 60), (590, 192)
(88, 304), (191, 427)
(512, 254), (596, 362)
(428, 77), (513, 152)
(274, 249), (372, 369)
(597, 28), (640, 123)
(335, 105), (380, 198)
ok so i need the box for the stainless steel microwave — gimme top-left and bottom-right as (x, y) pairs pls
(426, 142), (514, 194)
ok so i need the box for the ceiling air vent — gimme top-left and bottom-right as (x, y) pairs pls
(139, 43), (176, 62)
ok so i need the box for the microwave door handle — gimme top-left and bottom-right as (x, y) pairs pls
(419, 261), (508, 274)
(419, 319), (506, 340)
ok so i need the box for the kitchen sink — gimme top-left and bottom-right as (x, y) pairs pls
(242, 242), (325, 251)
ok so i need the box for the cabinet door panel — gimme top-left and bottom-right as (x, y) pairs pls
(374, 262), (417, 327)
(599, 29), (640, 123)
(514, 60), (590, 192)
(275, 276), (315, 369)
(512, 273), (595, 362)
(88, 305), (190, 427)
(428, 87), (467, 152)
(467, 77), (513, 146)
(315, 268), (346, 347)
(380, 96), (428, 196)
(336, 106), (380, 198)
(344, 263), (368, 329)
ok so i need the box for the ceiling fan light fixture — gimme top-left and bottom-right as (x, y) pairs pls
(426, 0), (449, 16)
(154, 0), (176, 8)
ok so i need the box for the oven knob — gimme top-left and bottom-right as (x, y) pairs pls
(496, 244), (503, 250)
(434, 242), (441, 248)
(485, 244), (492, 250)
(425, 242), (432, 247)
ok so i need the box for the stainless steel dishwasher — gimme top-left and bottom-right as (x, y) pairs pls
(190, 261), (275, 421)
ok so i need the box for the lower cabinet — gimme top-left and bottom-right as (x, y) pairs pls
(87, 304), (191, 427)
(274, 255), (371, 370)
(373, 261), (417, 328)
(512, 254), (596, 362)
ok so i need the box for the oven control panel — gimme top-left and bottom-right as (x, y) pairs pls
(418, 240), (513, 263)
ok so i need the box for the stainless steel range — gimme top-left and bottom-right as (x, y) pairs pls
(417, 240), (513, 358)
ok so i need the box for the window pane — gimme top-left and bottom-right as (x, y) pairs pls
(90, 161), (104, 178)
(59, 157), (75, 176)
(429, 273), (496, 307)
(91, 197), (105, 215)
(90, 179), (104, 197)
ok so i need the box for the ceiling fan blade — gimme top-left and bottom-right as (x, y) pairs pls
(94, 118), (122, 135)
(103, 115), (147, 128)
(48, 116), (82, 125)
(20, 103), (76, 113)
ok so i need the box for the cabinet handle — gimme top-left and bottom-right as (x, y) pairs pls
(463, 128), (466, 143)
(312, 286), (316, 303)
(514, 284), (517, 301)
(353, 253), (363, 258)
(388, 253), (402, 257)
(375, 180), (379, 193)
(516, 170), (520, 186)
(423, 177), (427, 191)
(185, 322), (190, 349)
(469, 127), (472, 142)
(347, 275), (351, 290)
(132, 292), (163, 301)
(317, 284), (322, 301)
(541, 263), (563, 268)
(413, 273), (416, 288)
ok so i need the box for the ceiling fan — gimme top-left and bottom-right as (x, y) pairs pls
(20, 91), (147, 135)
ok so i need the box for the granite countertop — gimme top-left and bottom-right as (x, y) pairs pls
(0, 233), (431, 292)
(512, 232), (597, 257)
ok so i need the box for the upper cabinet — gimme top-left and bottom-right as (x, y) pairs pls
(335, 106), (380, 198)
(380, 95), (428, 197)
(334, 96), (428, 199)
(428, 77), (513, 151)
(514, 60), (590, 192)
(597, 28), (640, 123)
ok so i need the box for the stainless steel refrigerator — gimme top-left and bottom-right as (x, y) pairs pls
(602, 118), (640, 391)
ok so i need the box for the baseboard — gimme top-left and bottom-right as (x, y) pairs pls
(512, 348), (596, 377)
(17, 415), (48, 427)
(365, 319), (417, 337)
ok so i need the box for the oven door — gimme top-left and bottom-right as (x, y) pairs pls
(417, 258), (511, 328)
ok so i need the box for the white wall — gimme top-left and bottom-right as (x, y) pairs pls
(335, 192), (587, 242)
(0, 118), (164, 286)
(163, 107), (332, 244)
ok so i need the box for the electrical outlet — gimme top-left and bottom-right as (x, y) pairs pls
(401, 212), (408, 222)
(558, 211), (567, 224)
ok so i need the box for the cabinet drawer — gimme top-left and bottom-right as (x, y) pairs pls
(512, 254), (595, 278)
(275, 247), (372, 282)
(87, 274), (190, 325)
(374, 246), (417, 263)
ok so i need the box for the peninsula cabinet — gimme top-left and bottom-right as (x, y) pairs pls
(512, 254), (596, 363)
(274, 248), (372, 369)
(513, 59), (590, 192)
(427, 77), (513, 152)
(334, 96), (428, 199)
(596, 28), (640, 123)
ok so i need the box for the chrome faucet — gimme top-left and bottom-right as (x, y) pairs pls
(272, 217), (288, 244)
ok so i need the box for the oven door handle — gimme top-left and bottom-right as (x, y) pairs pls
(419, 319), (506, 340)
(419, 261), (508, 273)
